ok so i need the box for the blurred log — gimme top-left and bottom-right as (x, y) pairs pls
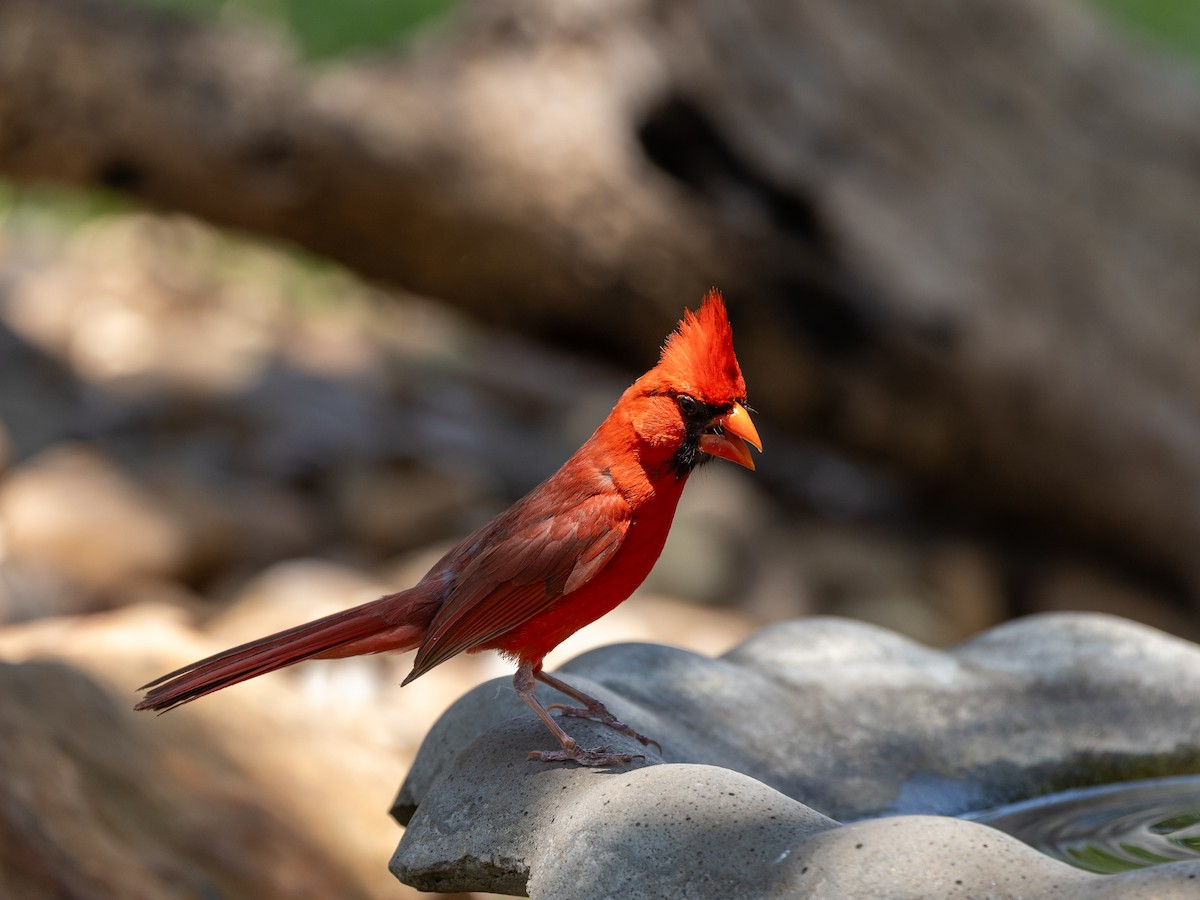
(2, 0), (1200, 597)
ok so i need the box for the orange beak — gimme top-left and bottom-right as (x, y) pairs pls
(698, 402), (762, 471)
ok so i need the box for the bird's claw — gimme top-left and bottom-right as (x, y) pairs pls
(545, 702), (661, 752)
(527, 746), (643, 767)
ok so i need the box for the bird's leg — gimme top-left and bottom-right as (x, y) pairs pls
(513, 661), (643, 767)
(536, 668), (660, 752)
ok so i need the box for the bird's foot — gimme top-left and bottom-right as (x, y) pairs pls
(546, 701), (661, 752)
(527, 745), (643, 767)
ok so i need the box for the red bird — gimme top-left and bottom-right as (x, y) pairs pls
(136, 290), (761, 766)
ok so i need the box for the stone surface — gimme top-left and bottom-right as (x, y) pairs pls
(0, 604), (430, 900)
(0, 658), (377, 900)
(207, 558), (389, 646)
(331, 462), (485, 556)
(392, 613), (1200, 897)
(0, 445), (190, 592)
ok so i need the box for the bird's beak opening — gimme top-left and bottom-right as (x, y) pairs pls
(699, 402), (763, 471)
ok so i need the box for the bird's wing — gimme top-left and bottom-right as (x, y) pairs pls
(404, 485), (631, 681)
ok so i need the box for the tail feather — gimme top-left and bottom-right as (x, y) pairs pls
(135, 588), (439, 713)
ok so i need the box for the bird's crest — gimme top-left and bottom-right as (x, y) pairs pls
(656, 289), (746, 401)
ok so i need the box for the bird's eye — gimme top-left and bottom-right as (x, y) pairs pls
(676, 394), (699, 416)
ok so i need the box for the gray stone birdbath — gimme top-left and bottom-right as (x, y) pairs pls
(390, 613), (1200, 897)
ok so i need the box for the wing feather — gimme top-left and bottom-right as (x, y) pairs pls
(404, 485), (630, 681)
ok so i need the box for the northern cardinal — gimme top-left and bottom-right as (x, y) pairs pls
(136, 290), (760, 766)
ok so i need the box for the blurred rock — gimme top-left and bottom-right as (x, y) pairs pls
(0, 319), (84, 459)
(638, 515), (741, 605)
(230, 364), (398, 481)
(0, 658), (377, 899)
(207, 558), (388, 645)
(0, 419), (10, 475)
(204, 559), (411, 718)
(745, 530), (1009, 646)
(378, 542), (459, 589)
(0, 445), (190, 594)
(7, 215), (281, 395)
(332, 463), (485, 556)
(924, 541), (1008, 641)
(540, 592), (758, 673)
(643, 465), (768, 605)
(146, 469), (241, 579)
(831, 591), (949, 646)
(0, 559), (94, 624)
(393, 614), (1200, 897)
(1030, 563), (1200, 643)
(0, 603), (437, 900)
(759, 523), (949, 641)
(223, 482), (322, 566)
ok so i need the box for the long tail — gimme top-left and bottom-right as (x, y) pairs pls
(135, 585), (443, 713)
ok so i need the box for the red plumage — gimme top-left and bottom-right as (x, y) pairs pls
(136, 289), (761, 766)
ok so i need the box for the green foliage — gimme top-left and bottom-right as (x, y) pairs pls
(135, 1), (1200, 65)
(0, 182), (133, 233)
(287, 0), (456, 59)
(141, 0), (457, 60)
(1093, 0), (1200, 60)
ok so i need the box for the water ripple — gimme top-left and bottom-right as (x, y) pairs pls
(967, 775), (1200, 873)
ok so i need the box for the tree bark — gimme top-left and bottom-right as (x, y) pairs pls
(2, 0), (1200, 595)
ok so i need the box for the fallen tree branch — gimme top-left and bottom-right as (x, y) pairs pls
(3, 0), (1200, 596)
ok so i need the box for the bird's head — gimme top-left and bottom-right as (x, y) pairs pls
(624, 289), (762, 478)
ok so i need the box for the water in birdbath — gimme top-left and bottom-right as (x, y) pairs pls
(967, 775), (1200, 873)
